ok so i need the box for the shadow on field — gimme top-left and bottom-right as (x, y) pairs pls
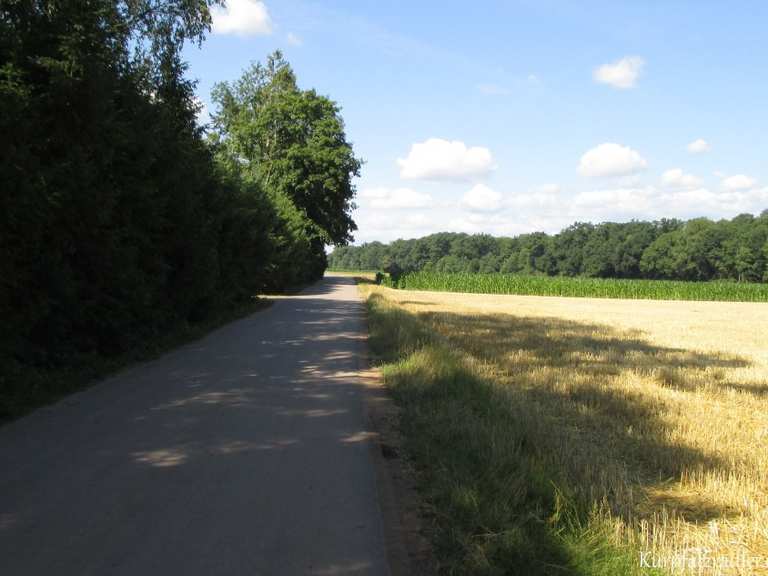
(366, 292), (756, 574)
(419, 307), (751, 495)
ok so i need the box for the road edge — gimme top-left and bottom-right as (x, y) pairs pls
(355, 295), (438, 575)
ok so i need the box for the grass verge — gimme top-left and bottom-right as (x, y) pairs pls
(362, 286), (662, 575)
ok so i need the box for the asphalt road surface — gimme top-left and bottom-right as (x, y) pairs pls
(0, 275), (391, 575)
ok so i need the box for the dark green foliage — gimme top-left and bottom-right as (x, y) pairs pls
(211, 52), (361, 246)
(329, 213), (768, 283)
(0, 3), (356, 418)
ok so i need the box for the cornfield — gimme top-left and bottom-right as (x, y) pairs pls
(388, 272), (768, 302)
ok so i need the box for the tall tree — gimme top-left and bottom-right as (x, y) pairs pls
(211, 52), (362, 246)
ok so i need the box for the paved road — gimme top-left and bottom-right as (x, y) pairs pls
(0, 275), (390, 575)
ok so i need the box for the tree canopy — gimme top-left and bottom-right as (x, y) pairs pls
(329, 213), (768, 283)
(211, 52), (361, 245)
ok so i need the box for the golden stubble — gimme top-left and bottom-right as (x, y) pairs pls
(364, 285), (768, 574)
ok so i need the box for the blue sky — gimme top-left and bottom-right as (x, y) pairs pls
(184, 0), (768, 244)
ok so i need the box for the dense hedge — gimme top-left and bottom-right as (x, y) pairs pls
(0, 2), (357, 417)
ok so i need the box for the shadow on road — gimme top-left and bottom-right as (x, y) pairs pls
(0, 275), (390, 576)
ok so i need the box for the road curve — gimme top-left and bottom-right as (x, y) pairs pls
(0, 275), (390, 575)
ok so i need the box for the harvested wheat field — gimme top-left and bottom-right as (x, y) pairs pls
(364, 285), (768, 574)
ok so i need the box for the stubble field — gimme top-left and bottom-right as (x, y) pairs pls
(362, 284), (768, 574)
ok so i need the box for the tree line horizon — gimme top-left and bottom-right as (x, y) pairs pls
(330, 212), (768, 283)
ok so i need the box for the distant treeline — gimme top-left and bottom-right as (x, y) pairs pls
(1, 1), (358, 416)
(329, 214), (768, 282)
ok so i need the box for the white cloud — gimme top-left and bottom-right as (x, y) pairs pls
(573, 187), (656, 217)
(398, 138), (495, 180)
(722, 174), (757, 191)
(462, 184), (767, 235)
(446, 211), (564, 237)
(578, 143), (648, 177)
(401, 213), (432, 228)
(286, 32), (303, 46)
(593, 56), (644, 89)
(352, 210), (437, 243)
(448, 212), (514, 235)
(350, 179), (768, 243)
(449, 214), (492, 233)
(212, 0), (272, 36)
(661, 168), (702, 189)
(571, 185), (768, 222)
(461, 184), (503, 212)
(507, 184), (561, 210)
(660, 187), (768, 217)
(659, 188), (725, 215)
(687, 138), (711, 154)
(360, 187), (433, 209)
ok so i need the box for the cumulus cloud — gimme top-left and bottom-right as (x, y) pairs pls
(212, 0), (272, 36)
(722, 174), (757, 191)
(573, 187), (656, 217)
(453, 183), (768, 236)
(687, 138), (711, 154)
(351, 180), (768, 242)
(661, 187), (768, 217)
(661, 168), (702, 189)
(446, 211), (566, 237)
(449, 214), (494, 234)
(578, 143), (648, 177)
(398, 138), (495, 180)
(360, 187), (433, 209)
(352, 211), (437, 243)
(507, 184), (561, 210)
(593, 56), (644, 89)
(461, 184), (503, 212)
(447, 211), (518, 235)
(571, 185), (768, 222)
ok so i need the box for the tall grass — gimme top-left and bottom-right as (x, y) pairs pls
(390, 272), (768, 302)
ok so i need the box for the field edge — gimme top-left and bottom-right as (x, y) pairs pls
(359, 284), (666, 575)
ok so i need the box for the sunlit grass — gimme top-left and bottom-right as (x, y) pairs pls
(361, 284), (768, 575)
